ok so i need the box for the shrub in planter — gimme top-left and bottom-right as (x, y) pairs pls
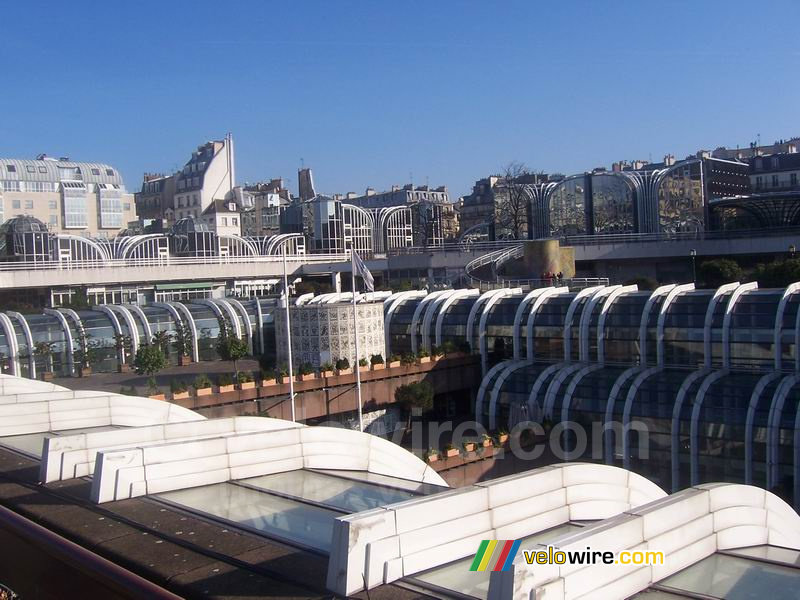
(259, 369), (277, 385)
(388, 353), (401, 368)
(236, 371), (255, 389)
(170, 380), (188, 394)
(335, 357), (351, 373)
(463, 441), (476, 453)
(399, 353), (416, 367)
(217, 374), (234, 392)
(496, 429), (509, 444)
(480, 433), (493, 448)
(370, 354), (384, 366)
(417, 348), (430, 363)
(358, 357), (369, 371)
(193, 374), (213, 396)
(430, 345), (444, 359)
(425, 448), (439, 463)
(320, 362), (334, 376)
(444, 443), (459, 458)
(298, 363), (314, 380)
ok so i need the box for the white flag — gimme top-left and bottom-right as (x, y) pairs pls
(352, 251), (374, 292)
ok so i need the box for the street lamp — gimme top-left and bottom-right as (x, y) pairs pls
(789, 244), (796, 260)
(690, 249), (697, 285)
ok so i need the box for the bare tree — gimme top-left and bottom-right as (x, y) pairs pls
(494, 162), (535, 240)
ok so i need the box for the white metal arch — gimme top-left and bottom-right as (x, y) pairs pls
(419, 290), (455, 352)
(92, 306), (125, 365)
(410, 291), (448, 354)
(195, 300), (240, 340)
(465, 289), (504, 355)
(0, 313), (21, 376)
(120, 234), (169, 259)
(670, 368), (712, 492)
(525, 287), (570, 362)
(560, 364), (604, 460)
(434, 289), (478, 347)
(578, 285), (621, 362)
(54, 234), (111, 262)
(124, 304), (153, 343)
(702, 282), (740, 369)
(218, 234), (259, 257)
(223, 297), (255, 355)
(774, 283), (800, 372)
(766, 374), (799, 490)
(475, 361), (511, 426)
(745, 371), (782, 485)
(722, 282), (758, 369)
(295, 293), (315, 306)
(512, 289), (545, 359)
(689, 369), (729, 484)
(657, 283), (695, 367)
(103, 304), (141, 356)
(543, 362), (585, 420)
(603, 365), (649, 464)
(563, 286), (605, 361)
(384, 290), (426, 356)
(638, 285), (675, 365)
(43, 308), (75, 375)
(620, 365), (665, 470)
(152, 302), (199, 363)
(479, 288), (522, 375)
(526, 362), (568, 423)
(7, 312), (36, 379)
(487, 359), (529, 430)
(596, 285), (638, 365)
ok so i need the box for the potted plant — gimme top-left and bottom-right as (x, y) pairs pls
(425, 448), (439, 463)
(441, 341), (457, 357)
(319, 362), (334, 377)
(357, 357), (369, 372)
(33, 341), (56, 381)
(399, 353), (416, 367)
(237, 371), (256, 389)
(496, 429), (509, 445)
(370, 354), (385, 370)
(172, 322), (193, 366)
(217, 373), (235, 393)
(193, 374), (213, 396)
(444, 443), (459, 458)
(335, 357), (352, 375)
(259, 369), (277, 386)
(170, 380), (190, 401)
(430, 345), (444, 361)
(147, 377), (164, 401)
(276, 365), (289, 383)
(417, 348), (431, 364)
(298, 363), (314, 381)
(463, 440), (476, 453)
(388, 354), (401, 368)
(151, 330), (171, 358)
(114, 334), (133, 373)
(480, 433), (493, 448)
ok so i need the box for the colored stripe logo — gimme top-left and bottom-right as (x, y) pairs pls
(469, 540), (521, 572)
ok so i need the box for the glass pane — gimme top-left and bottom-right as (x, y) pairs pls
(726, 546), (800, 568)
(314, 469), (446, 495)
(412, 523), (582, 599)
(157, 482), (341, 551)
(241, 470), (416, 512)
(660, 553), (800, 600)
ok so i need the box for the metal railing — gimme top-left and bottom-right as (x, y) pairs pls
(0, 252), (350, 272)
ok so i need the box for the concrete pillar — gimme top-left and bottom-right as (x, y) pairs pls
(332, 271), (342, 294)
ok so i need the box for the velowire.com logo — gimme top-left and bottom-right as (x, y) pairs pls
(469, 540), (522, 572)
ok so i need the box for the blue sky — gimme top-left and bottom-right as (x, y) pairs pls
(1, 1), (797, 199)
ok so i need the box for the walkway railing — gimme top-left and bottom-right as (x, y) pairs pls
(0, 253), (349, 272)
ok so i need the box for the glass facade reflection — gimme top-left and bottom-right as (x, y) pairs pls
(548, 176), (588, 236)
(658, 161), (704, 233)
(591, 173), (636, 234)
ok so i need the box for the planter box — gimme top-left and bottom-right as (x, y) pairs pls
(41, 371), (55, 382)
(320, 371), (334, 378)
(337, 368), (353, 376)
(497, 434), (509, 445)
(259, 378), (277, 387)
(218, 384), (235, 393)
(463, 443), (476, 453)
(371, 363), (385, 371)
(172, 391), (190, 401)
(481, 439), (493, 448)
(426, 454), (438, 463)
(149, 394), (166, 401)
(117, 364), (132, 374)
(239, 381), (256, 390)
(388, 361), (401, 368)
(418, 356), (431, 364)
(298, 373), (314, 381)
(358, 365), (370, 372)
(195, 387), (213, 397)
(178, 355), (192, 366)
(76, 367), (92, 378)
(432, 355), (443, 362)
(445, 448), (459, 458)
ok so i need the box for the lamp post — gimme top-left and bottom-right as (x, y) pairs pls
(789, 244), (796, 260)
(690, 249), (697, 285)
(281, 243), (296, 422)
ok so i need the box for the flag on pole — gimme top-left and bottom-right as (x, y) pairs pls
(351, 251), (374, 292)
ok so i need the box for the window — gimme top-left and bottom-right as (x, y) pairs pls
(755, 176), (763, 190)
(232, 218), (238, 226)
(91, 168), (100, 176)
(193, 194), (199, 205)
(791, 173), (798, 187)
(12, 200), (20, 209)
(24, 200), (33, 209)
(2, 180), (20, 192)
(221, 217), (227, 226)
(26, 165), (35, 173)
(772, 175), (780, 187)
(38, 166), (47, 174)
(105, 169), (114, 177)
(123, 202), (131, 211)
(25, 181), (53, 193)
(49, 200), (58, 210)
(6, 165), (16, 173)
(49, 215), (58, 225)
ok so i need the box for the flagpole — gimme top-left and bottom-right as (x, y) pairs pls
(282, 244), (296, 422)
(351, 248), (364, 432)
